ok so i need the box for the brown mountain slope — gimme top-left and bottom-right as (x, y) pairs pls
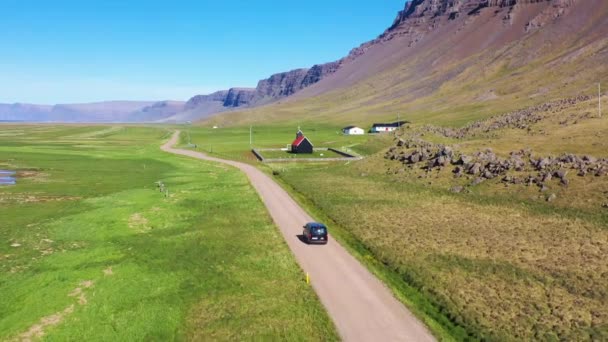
(204, 0), (608, 127)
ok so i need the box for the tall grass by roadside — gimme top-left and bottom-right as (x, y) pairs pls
(270, 100), (608, 341)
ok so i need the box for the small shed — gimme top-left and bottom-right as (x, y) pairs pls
(342, 126), (365, 135)
(291, 132), (314, 154)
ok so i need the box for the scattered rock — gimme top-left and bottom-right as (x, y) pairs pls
(384, 101), (608, 195)
(468, 163), (482, 175)
(472, 178), (485, 186)
(583, 155), (597, 163)
(450, 186), (464, 193)
(420, 95), (592, 139)
(547, 194), (557, 202)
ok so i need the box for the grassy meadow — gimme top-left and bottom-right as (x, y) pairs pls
(257, 149), (349, 160)
(180, 124), (372, 162)
(0, 125), (337, 341)
(179, 90), (608, 340)
(269, 99), (608, 340)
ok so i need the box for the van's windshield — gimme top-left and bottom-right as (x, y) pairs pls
(312, 227), (326, 235)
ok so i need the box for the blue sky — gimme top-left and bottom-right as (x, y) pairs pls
(0, 1), (405, 104)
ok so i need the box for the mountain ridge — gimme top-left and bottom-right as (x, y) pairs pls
(0, 100), (186, 123)
(203, 0), (605, 127)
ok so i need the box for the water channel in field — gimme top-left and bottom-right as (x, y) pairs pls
(0, 170), (16, 185)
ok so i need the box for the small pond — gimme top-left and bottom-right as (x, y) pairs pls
(0, 170), (16, 185)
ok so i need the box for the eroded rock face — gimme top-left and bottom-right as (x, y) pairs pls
(350, 0), (578, 58)
(390, 0), (568, 28)
(254, 69), (310, 100)
(301, 62), (342, 88)
(185, 61), (343, 112)
(223, 88), (256, 107)
(184, 91), (229, 111)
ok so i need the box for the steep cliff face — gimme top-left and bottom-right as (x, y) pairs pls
(342, 0), (580, 62)
(224, 88), (256, 107)
(301, 62), (342, 88)
(182, 63), (343, 117)
(380, 0), (577, 47)
(184, 90), (229, 111)
(252, 62), (343, 102)
(254, 69), (309, 101)
(389, 0), (570, 28)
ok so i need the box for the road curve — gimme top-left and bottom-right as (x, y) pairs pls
(162, 131), (435, 342)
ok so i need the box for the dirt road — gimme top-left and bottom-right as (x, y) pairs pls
(162, 131), (435, 342)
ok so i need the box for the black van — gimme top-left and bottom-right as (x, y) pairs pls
(302, 222), (328, 244)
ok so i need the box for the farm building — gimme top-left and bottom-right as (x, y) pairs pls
(291, 131), (314, 154)
(342, 126), (365, 135)
(370, 121), (408, 133)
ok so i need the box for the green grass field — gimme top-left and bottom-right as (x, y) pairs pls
(257, 149), (347, 160)
(179, 125), (374, 162)
(270, 100), (608, 341)
(0, 125), (337, 341)
(176, 93), (608, 340)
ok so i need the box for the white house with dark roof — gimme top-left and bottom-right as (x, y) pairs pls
(370, 121), (408, 133)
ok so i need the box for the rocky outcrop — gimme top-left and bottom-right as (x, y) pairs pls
(341, 0), (578, 62)
(224, 88), (256, 107)
(254, 69), (310, 101)
(185, 62), (344, 113)
(301, 62), (342, 88)
(184, 91), (229, 111)
(389, 0), (570, 29)
(385, 139), (608, 193)
(420, 95), (591, 139)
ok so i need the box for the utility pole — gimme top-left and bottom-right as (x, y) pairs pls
(396, 113), (401, 136)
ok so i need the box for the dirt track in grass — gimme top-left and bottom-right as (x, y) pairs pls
(162, 131), (434, 342)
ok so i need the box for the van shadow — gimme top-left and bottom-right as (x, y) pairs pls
(296, 234), (309, 244)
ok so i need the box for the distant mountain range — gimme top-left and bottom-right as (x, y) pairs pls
(0, 101), (185, 123)
(3, 0), (607, 124)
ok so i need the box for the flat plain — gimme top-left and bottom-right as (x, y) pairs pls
(0, 125), (337, 341)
